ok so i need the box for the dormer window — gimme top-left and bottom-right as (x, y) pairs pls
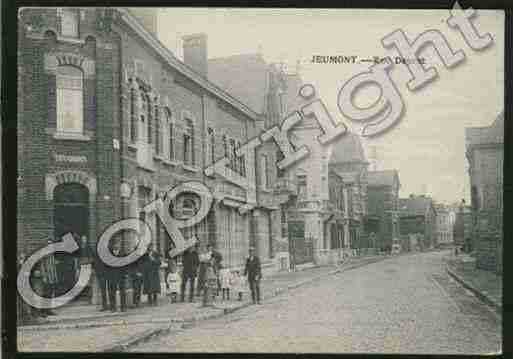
(59, 8), (79, 38)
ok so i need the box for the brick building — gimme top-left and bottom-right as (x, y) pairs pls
(17, 8), (283, 304)
(465, 111), (503, 273)
(365, 170), (401, 251)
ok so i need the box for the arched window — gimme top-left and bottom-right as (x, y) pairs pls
(130, 87), (137, 143)
(230, 138), (237, 171)
(56, 65), (83, 134)
(155, 99), (161, 154)
(237, 141), (244, 176)
(139, 93), (152, 145)
(222, 134), (228, 158)
(165, 108), (174, 160)
(208, 127), (215, 165)
(183, 118), (194, 166)
(147, 95), (153, 145)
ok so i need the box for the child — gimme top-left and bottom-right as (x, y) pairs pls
(166, 265), (181, 303)
(231, 270), (246, 301)
(219, 265), (232, 301)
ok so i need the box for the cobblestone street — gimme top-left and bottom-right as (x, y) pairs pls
(130, 251), (501, 354)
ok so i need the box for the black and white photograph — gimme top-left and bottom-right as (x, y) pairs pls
(13, 5), (504, 354)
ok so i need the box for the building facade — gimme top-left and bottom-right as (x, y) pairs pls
(17, 8), (282, 304)
(398, 195), (437, 251)
(328, 132), (369, 254)
(365, 170), (401, 252)
(208, 52), (290, 274)
(465, 111), (503, 273)
(434, 203), (453, 247)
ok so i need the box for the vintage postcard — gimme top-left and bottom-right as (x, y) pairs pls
(14, 6), (503, 354)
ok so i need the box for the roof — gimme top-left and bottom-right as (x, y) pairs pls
(398, 196), (434, 217)
(367, 170), (400, 188)
(329, 132), (367, 164)
(465, 111), (504, 147)
(207, 54), (269, 114)
(116, 9), (259, 121)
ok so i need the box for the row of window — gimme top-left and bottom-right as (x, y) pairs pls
(53, 64), (254, 176)
(129, 87), (195, 167)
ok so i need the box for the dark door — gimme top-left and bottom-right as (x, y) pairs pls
(53, 183), (89, 298)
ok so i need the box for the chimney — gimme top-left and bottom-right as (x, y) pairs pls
(182, 33), (208, 77)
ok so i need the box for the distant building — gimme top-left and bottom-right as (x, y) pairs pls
(365, 170), (401, 251)
(398, 195), (437, 250)
(465, 111), (503, 273)
(434, 203), (453, 246)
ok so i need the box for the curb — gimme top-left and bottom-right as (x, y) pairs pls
(446, 266), (502, 316)
(102, 255), (388, 352)
(102, 324), (182, 352)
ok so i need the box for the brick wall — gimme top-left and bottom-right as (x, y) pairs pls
(18, 9), (118, 254)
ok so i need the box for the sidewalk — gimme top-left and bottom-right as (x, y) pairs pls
(445, 255), (502, 315)
(18, 254), (386, 352)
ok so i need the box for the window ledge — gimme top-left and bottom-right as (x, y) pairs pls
(137, 163), (156, 172)
(162, 159), (180, 167)
(128, 143), (138, 151)
(153, 154), (165, 161)
(57, 35), (85, 45)
(182, 165), (200, 173)
(53, 132), (91, 141)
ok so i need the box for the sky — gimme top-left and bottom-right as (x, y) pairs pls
(155, 8), (504, 205)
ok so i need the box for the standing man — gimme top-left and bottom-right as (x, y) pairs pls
(180, 244), (199, 303)
(142, 243), (162, 306)
(244, 247), (262, 305)
(40, 239), (59, 315)
(106, 244), (127, 312)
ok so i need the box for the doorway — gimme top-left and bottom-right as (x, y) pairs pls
(53, 183), (90, 299)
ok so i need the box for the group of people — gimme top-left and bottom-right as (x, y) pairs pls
(18, 237), (264, 323)
(167, 244), (263, 306)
